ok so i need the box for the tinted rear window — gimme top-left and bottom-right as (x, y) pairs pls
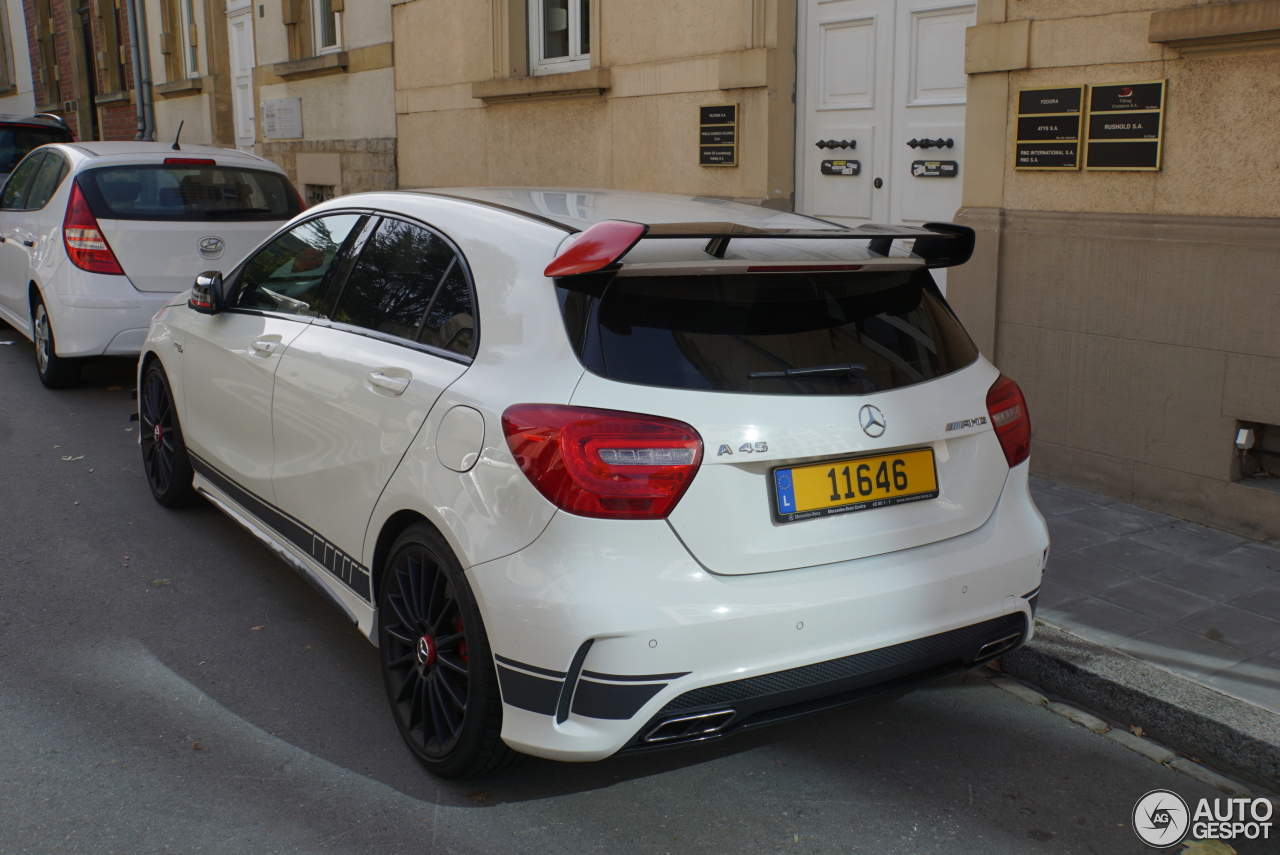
(78, 164), (300, 221)
(0, 127), (71, 173)
(559, 268), (979, 395)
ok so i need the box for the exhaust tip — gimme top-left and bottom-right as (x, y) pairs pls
(974, 632), (1022, 662)
(642, 709), (736, 744)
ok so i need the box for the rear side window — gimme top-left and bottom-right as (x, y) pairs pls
(560, 268), (979, 395)
(77, 164), (300, 221)
(0, 152), (44, 209)
(234, 214), (365, 317)
(23, 152), (68, 210)
(329, 217), (477, 356)
(0, 127), (71, 174)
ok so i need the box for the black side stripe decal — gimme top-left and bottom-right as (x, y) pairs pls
(581, 669), (691, 683)
(571, 679), (666, 721)
(190, 452), (372, 601)
(494, 654), (567, 680)
(496, 665), (562, 716)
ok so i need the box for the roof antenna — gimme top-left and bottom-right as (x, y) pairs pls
(171, 120), (184, 151)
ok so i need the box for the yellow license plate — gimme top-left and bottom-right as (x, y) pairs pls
(772, 448), (938, 523)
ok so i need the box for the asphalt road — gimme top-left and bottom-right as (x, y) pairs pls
(0, 321), (1265, 855)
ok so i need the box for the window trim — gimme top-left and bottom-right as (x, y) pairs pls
(529, 0), (590, 76)
(313, 0), (343, 55)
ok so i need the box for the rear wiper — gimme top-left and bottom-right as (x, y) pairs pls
(749, 362), (867, 380)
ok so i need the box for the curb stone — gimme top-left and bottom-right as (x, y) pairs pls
(999, 624), (1280, 795)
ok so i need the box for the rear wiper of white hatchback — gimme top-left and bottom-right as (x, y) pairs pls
(749, 362), (867, 380)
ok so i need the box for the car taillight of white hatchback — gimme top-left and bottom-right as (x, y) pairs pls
(502, 405), (704, 520)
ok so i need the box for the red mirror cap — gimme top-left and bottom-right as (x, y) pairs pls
(543, 220), (648, 278)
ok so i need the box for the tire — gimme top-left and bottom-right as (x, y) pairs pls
(139, 360), (199, 508)
(31, 294), (81, 389)
(378, 522), (519, 778)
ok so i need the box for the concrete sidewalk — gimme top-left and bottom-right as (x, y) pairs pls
(1002, 477), (1280, 789)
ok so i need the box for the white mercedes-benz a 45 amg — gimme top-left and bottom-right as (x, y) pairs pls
(138, 189), (1049, 778)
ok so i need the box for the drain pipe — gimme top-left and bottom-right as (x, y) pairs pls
(123, 0), (145, 140)
(134, 0), (156, 140)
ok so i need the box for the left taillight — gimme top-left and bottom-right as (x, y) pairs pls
(986, 374), (1032, 467)
(501, 404), (703, 520)
(63, 181), (124, 275)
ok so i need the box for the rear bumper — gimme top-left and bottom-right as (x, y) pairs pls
(44, 269), (177, 356)
(467, 462), (1049, 762)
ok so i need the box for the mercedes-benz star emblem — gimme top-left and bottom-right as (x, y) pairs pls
(859, 404), (886, 438)
(198, 236), (224, 255)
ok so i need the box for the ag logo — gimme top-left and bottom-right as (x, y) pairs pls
(1133, 789), (1189, 848)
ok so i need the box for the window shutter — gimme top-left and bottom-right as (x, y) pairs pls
(282, 0), (301, 24)
(331, 0), (344, 12)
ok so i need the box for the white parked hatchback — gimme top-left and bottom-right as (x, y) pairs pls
(0, 141), (300, 387)
(138, 188), (1049, 777)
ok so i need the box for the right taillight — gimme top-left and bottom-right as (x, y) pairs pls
(986, 374), (1031, 467)
(501, 404), (703, 520)
(63, 181), (124, 275)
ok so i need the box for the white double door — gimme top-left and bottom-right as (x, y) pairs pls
(799, 0), (975, 230)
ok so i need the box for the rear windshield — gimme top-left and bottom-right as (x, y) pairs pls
(559, 268), (979, 395)
(0, 126), (71, 173)
(78, 164), (300, 222)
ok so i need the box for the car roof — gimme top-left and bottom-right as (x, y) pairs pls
(393, 187), (893, 265)
(0, 114), (71, 132)
(407, 187), (834, 233)
(64, 141), (272, 165)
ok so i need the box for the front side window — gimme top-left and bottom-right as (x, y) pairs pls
(23, 152), (68, 210)
(79, 164), (300, 222)
(0, 152), (45, 210)
(329, 217), (477, 356)
(530, 0), (589, 75)
(233, 214), (365, 317)
(314, 0), (341, 53)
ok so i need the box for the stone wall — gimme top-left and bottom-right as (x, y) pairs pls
(258, 138), (398, 196)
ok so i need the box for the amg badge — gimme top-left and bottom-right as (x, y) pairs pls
(946, 416), (988, 431)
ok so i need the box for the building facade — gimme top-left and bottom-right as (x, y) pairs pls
(22, 0), (139, 139)
(251, 0), (397, 202)
(0, 0), (36, 114)
(948, 0), (1280, 540)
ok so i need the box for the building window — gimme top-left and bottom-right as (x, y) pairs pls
(178, 0), (200, 78)
(305, 183), (335, 206)
(530, 0), (589, 75)
(314, 0), (342, 54)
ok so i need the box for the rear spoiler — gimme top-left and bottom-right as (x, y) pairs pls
(543, 220), (975, 277)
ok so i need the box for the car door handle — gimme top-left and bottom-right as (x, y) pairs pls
(368, 371), (410, 395)
(21, 240), (34, 247)
(250, 339), (279, 356)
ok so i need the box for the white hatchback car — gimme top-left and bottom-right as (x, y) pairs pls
(138, 189), (1049, 777)
(0, 141), (300, 387)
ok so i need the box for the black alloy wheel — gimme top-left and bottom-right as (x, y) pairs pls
(379, 523), (516, 778)
(139, 361), (198, 508)
(31, 294), (81, 388)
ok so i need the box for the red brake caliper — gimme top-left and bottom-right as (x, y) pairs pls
(454, 615), (468, 665)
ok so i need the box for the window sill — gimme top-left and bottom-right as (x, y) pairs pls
(155, 78), (202, 99)
(1150, 0), (1280, 56)
(471, 68), (611, 104)
(94, 89), (132, 105)
(272, 52), (350, 81)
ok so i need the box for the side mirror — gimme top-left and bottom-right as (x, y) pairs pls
(188, 270), (224, 315)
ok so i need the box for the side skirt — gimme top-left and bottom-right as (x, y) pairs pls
(198, 486), (360, 627)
